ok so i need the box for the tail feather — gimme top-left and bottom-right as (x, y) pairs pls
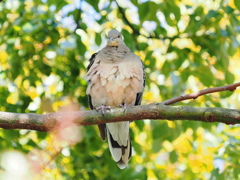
(107, 130), (122, 162)
(120, 134), (131, 164)
(117, 160), (128, 169)
(106, 123), (132, 169)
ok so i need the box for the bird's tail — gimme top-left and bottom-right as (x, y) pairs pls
(106, 122), (132, 169)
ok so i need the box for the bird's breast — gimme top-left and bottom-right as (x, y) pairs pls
(86, 53), (144, 108)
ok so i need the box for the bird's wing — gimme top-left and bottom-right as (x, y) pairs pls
(135, 60), (145, 105)
(87, 52), (98, 72)
(86, 52), (106, 141)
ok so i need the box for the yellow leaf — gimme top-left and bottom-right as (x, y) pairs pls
(0, 51), (9, 70)
(0, 51), (8, 62)
(6, 92), (18, 104)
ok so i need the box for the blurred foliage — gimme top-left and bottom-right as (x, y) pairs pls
(0, 0), (240, 179)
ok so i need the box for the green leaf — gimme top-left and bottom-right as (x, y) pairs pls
(181, 68), (190, 82)
(154, 26), (167, 36)
(85, 0), (99, 11)
(234, 0), (240, 11)
(234, 168), (240, 179)
(152, 122), (169, 139)
(145, 51), (153, 61)
(135, 121), (145, 131)
(76, 38), (87, 56)
(193, 66), (214, 87)
(139, 42), (148, 51)
(195, 6), (204, 16)
(161, 60), (171, 76)
(225, 71), (235, 84)
(139, 3), (149, 23)
(95, 33), (102, 46)
(152, 139), (162, 153)
(37, 132), (48, 140)
(132, 141), (142, 155)
(226, 5), (234, 14)
(27, 139), (38, 147)
(139, 2), (159, 23)
(171, 4), (181, 22)
(48, 0), (67, 11)
(207, 10), (220, 18)
(122, 29), (135, 50)
(210, 168), (225, 180)
(169, 151), (178, 163)
(149, 57), (156, 69)
(165, 15), (175, 26)
(131, 0), (139, 6)
(219, 90), (233, 98)
(174, 56), (185, 69)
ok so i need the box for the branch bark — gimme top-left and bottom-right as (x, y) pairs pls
(162, 82), (240, 105)
(0, 104), (239, 132)
(0, 82), (239, 132)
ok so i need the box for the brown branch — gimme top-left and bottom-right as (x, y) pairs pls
(0, 82), (239, 132)
(162, 82), (240, 105)
(0, 104), (240, 132)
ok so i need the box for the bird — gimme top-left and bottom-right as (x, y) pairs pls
(85, 29), (145, 169)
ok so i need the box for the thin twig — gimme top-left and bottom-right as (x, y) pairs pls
(114, 0), (180, 41)
(162, 82), (240, 105)
(114, 0), (140, 36)
(42, 147), (63, 169)
(114, 1), (226, 42)
(74, 0), (83, 31)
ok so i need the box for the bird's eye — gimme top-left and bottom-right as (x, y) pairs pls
(118, 35), (120, 38)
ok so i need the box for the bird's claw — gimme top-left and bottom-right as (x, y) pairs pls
(119, 103), (133, 114)
(95, 105), (111, 115)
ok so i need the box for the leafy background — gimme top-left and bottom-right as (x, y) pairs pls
(0, 0), (240, 179)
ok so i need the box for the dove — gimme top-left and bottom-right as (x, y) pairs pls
(86, 29), (145, 169)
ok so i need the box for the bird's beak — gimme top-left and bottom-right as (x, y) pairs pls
(108, 37), (117, 46)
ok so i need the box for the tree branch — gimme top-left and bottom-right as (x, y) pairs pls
(0, 82), (239, 132)
(114, 0), (140, 36)
(114, 0), (180, 41)
(114, 1), (226, 42)
(162, 82), (240, 105)
(0, 104), (239, 132)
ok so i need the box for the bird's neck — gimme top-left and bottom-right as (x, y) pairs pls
(101, 45), (130, 63)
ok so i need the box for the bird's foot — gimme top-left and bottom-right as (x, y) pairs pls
(119, 103), (133, 114)
(95, 105), (111, 115)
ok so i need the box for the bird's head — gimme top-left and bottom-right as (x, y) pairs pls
(107, 29), (124, 47)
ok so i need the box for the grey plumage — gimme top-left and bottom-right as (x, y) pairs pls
(86, 29), (145, 169)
